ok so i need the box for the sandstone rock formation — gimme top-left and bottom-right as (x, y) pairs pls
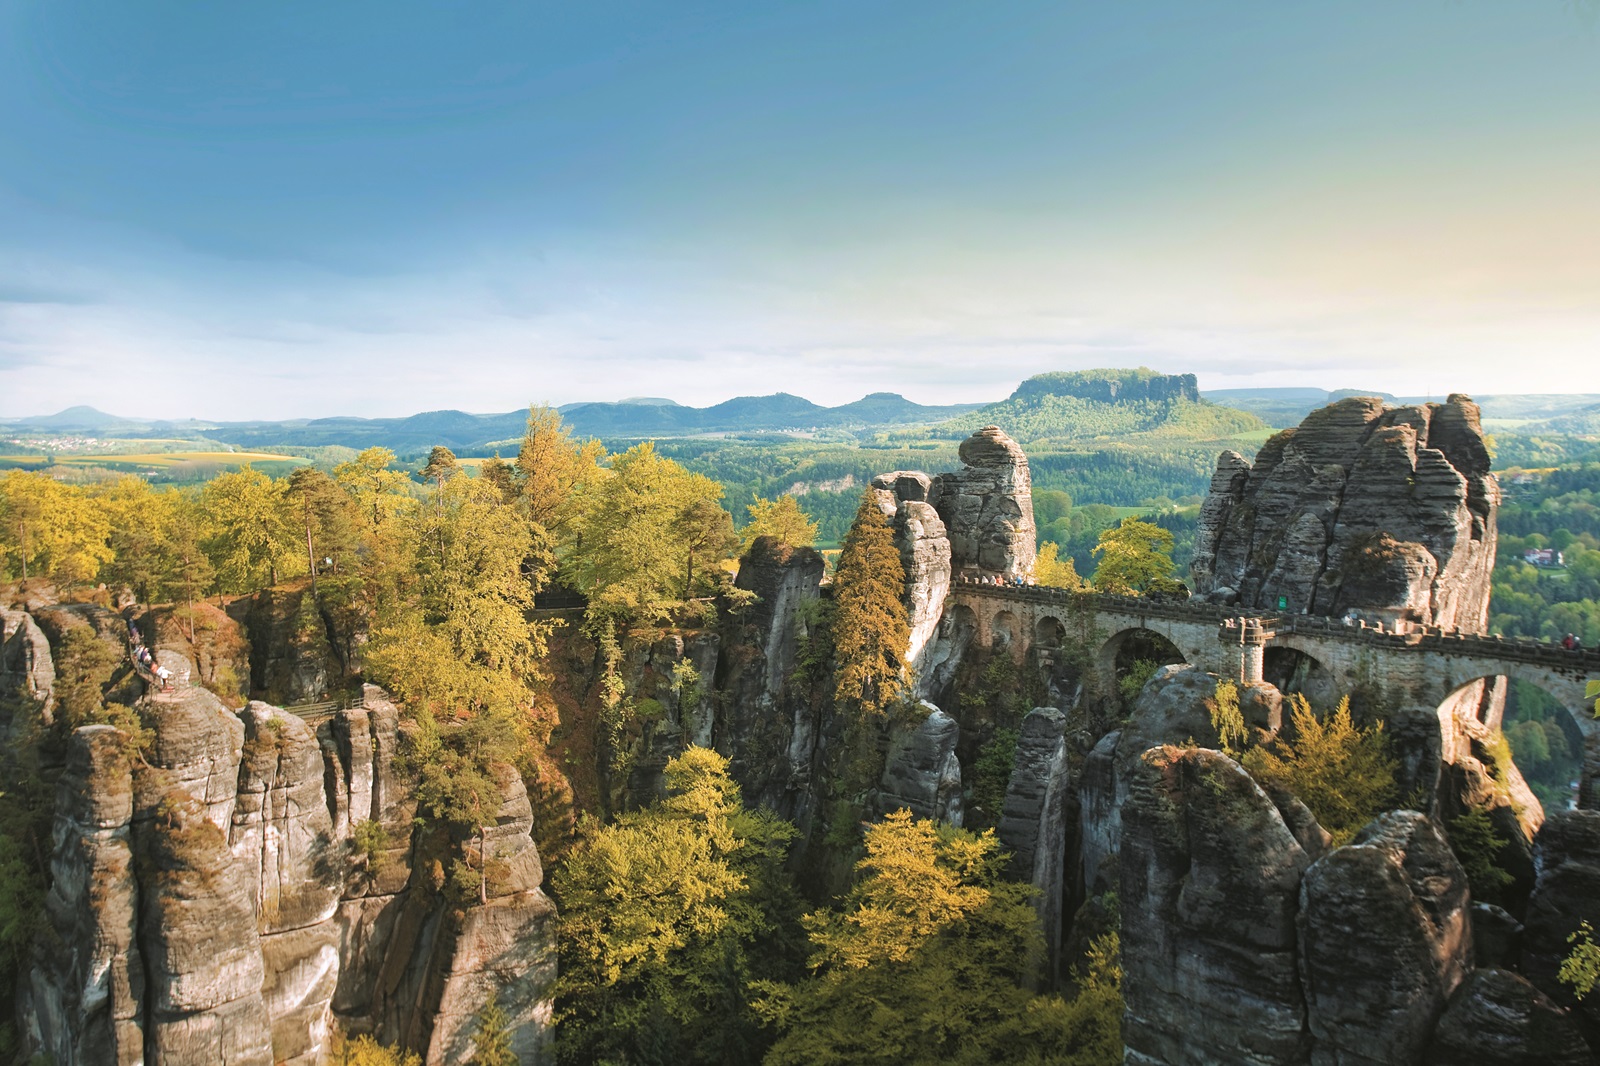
(867, 426), (1034, 698)
(870, 471), (952, 685)
(1423, 968), (1591, 1066)
(238, 583), (346, 705)
(997, 708), (1071, 980)
(717, 539), (827, 820)
(1192, 395), (1498, 632)
(24, 725), (145, 1066)
(1121, 746), (1315, 1066)
(1521, 808), (1600, 1034)
(876, 704), (964, 826)
(935, 426), (1037, 579)
(16, 633), (556, 1066)
(1299, 811), (1474, 1066)
(1, 606), (55, 725)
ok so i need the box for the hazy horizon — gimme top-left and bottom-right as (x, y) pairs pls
(4, 2), (1599, 420)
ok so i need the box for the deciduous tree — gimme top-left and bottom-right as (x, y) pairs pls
(741, 495), (819, 553)
(0, 471), (113, 586)
(554, 748), (799, 1066)
(200, 465), (300, 593)
(1091, 516), (1175, 595)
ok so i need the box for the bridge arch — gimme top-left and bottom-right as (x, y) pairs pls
(1035, 615), (1066, 650)
(1429, 666), (1599, 813)
(1262, 646), (1338, 706)
(989, 610), (1021, 654)
(1099, 626), (1188, 701)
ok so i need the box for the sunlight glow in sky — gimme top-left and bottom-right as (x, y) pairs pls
(2, 2), (1598, 418)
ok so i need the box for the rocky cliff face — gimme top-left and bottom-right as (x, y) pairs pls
(16, 638), (556, 1065)
(1106, 670), (1595, 1065)
(1121, 745), (1315, 1066)
(867, 426), (1036, 700)
(1192, 395), (1498, 632)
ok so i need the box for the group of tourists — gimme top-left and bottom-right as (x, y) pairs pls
(1561, 632), (1585, 652)
(125, 614), (173, 691)
(968, 572), (1035, 587)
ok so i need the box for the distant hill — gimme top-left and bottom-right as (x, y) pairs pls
(946, 368), (1265, 444)
(4, 406), (160, 435)
(1201, 388), (1600, 428)
(1526, 402), (1600, 436)
(1, 392), (984, 454)
(556, 391), (980, 439)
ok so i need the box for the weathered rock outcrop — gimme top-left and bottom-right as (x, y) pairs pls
(717, 540), (827, 821)
(25, 725), (145, 1066)
(876, 704), (964, 825)
(934, 426), (1037, 579)
(239, 583), (345, 705)
(1299, 811), (1474, 1066)
(17, 630), (556, 1066)
(870, 472), (953, 686)
(1078, 664), (1240, 892)
(234, 703), (343, 1064)
(1423, 968), (1592, 1066)
(425, 767), (557, 1065)
(1, 606), (55, 726)
(997, 708), (1071, 981)
(1521, 809), (1600, 1034)
(1121, 746), (1316, 1066)
(134, 788), (275, 1065)
(1191, 395), (1498, 633)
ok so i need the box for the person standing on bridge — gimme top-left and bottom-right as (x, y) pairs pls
(1563, 633), (1581, 651)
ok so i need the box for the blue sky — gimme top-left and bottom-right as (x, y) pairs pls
(2, 2), (1598, 419)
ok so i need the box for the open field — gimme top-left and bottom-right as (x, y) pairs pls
(0, 450), (310, 478)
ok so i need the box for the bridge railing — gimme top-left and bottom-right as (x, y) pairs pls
(949, 577), (1600, 669)
(284, 691), (366, 721)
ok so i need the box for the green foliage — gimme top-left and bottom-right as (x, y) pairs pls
(553, 747), (801, 1066)
(1117, 659), (1160, 707)
(1242, 695), (1398, 846)
(1446, 808), (1515, 905)
(757, 810), (1122, 1066)
(468, 993), (517, 1066)
(1091, 517), (1175, 595)
(831, 492), (910, 719)
(1208, 679), (1246, 757)
(0, 469), (114, 584)
(742, 495), (820, 552)
(53, 625), (122, 729)
(564, 442), (738, 624)
(365, 472), (546, 720)
(970, 728), (1020, 830)
(332, 1033), (422, 1066)
(1561, 921), (1600, 1001)
(351, 818), (389, 876)
(1032, 540), (1084, 589)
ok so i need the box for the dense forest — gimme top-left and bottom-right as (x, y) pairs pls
(4, 390), (1599, 1062)
(0, 408), (1153, 1065)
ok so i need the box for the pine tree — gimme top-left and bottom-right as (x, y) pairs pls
(467, 992), (517, 1066)
(831, 491), (909, 719)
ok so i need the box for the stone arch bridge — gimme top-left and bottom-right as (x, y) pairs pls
(947, 578), (1600, 807)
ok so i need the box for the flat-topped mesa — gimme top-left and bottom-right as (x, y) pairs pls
(1191, 395), (1499, 633)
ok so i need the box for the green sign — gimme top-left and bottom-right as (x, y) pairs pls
(1277, 596), (1289, 610)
